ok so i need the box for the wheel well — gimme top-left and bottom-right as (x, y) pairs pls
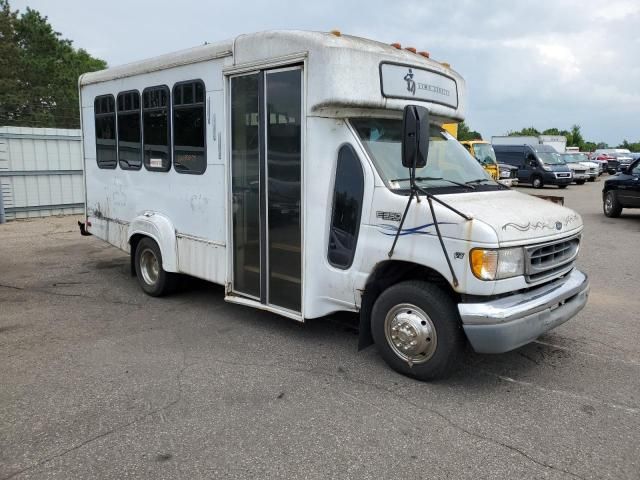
(357, 260), (459, 350)
(129, 233), (146, 276)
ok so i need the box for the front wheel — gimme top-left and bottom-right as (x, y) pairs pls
(371, 281), (465, 381)
(588, 177), (596, 182)
(603, 191), (622, 218)
(531, 176), (543, 189)
(134, 237), (176, 296)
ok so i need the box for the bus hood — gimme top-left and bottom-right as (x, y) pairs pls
(438, 190), (582, 244)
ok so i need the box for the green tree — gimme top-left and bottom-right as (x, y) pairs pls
(458, 121), (482, 141)
(508, 127), (540, 136)
(0, 0), (106, 128)
(568, 124), (584, 149)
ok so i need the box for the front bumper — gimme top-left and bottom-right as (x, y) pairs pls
(498, 178), (518, 187)
(458, 269), (589, 354)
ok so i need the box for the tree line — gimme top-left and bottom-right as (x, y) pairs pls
(458, 122), (639, 153)
(0, 0), (106, 129)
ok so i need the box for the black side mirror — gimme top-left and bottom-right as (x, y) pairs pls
(401, 105), (430, 169)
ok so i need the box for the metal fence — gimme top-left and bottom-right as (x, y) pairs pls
(0, 126), (84, 222)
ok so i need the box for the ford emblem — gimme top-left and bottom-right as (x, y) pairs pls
(555, 222), (562, 230)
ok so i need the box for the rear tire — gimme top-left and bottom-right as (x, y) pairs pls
(134, 237), (176, 296)
(588, 177), (596, 182)
(371, 281), (465, 381)
(531, 175), (543, 189)
(603, 191), (622, 218)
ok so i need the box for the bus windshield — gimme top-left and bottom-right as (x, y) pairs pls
(351, 118), (501, 192)
(473, 143), (498, 166)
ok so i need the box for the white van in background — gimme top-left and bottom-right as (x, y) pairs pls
(79, 30), (589, 380)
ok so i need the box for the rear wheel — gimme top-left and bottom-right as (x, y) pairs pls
(531, 175), (544, 189)
(371, 281), (464, 381)
(588, 177), (596, 182)
(134, 237), (176, 296)
(603, 191), (622, 218)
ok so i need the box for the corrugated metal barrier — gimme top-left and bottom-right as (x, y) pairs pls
(0, 127), (84, 222)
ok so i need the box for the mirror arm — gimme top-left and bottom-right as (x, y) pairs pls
(387, 174), (471, 288)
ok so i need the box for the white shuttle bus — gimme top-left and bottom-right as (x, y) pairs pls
(79, 30), (589, 380)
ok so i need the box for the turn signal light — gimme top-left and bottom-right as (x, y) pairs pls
(391, 43), (401, 49)
(405, 47), (417, 53)
(418, 51), (430, 58)
(441, 62), (451, 68)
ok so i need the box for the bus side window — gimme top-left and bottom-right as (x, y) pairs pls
(94, 95), (117, 169)
(173, 80), (206, 174)
(117, 90), (142, 170)
(328, 145), (364, 269)
(142, 86), (171, 171)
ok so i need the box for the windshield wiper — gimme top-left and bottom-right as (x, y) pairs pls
(465, 178), (492, 186)
(390, 176), (475, 190)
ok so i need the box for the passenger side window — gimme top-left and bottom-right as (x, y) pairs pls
(143, 86), (171, 171)
(173, 80), (206, 174)
(117, 91), (142, 170)
(328, 145), (364, 269)
(94, 95), (117, 169)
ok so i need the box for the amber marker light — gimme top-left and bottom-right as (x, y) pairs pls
(391, 43), (402, 49)
(405, 47), (417, 53)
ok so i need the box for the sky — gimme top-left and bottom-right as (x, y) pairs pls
(12, 0), (640, 146)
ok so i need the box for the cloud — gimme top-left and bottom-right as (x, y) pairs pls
(10, 0), (640, 145)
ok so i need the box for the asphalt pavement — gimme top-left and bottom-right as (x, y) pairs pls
(1, 178), (639, 479)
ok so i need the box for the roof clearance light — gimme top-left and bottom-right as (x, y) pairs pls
(405, 47), (417, 53)
(330, 30), (341, 36)
(441, 62), (450, 68)
(391, 43), (402, 49)
(418, 51), (430, 58)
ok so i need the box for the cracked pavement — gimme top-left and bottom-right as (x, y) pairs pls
(1, 180), (639, 479)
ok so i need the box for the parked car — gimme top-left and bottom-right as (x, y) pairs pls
(602, 159), (640, 217)
(593, 149), (633, 174)
(559, 153), (589, 185)
(560, 152), (598, 182)
(497, 163), (518, 187)
(493, 144), (573, 188)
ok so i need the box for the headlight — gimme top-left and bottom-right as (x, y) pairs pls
(470, 247), (525, 280)
(542, 166), (552, 171)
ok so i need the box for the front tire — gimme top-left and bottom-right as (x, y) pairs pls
(603, 191), (622, 218)
(531, 175), (544, 189)
(134, 238), (176, 296)
(371, 281), (465, 381)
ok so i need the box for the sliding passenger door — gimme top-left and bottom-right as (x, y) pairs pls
(230, 66), (302, 313)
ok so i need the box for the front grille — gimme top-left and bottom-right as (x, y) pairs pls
(556, 172), (571, 178)
(575, 169), (586, 175)
(525, 235), (580, 283)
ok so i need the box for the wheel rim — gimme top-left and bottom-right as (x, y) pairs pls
(605, 194), (613, 213)
(384, 303), (437, 365)
(533, 178), (541, 188)
(140, 248), (159, 286)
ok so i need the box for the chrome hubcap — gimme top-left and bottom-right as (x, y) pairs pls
(140, 249), (159, 285)
(605, 195), (612, 212)
(384, 303), (437, 365)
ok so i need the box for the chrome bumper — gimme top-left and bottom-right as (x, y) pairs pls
(458, 269), (589, 354)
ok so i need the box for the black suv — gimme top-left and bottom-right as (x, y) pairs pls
(602, 159), (640, 217)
